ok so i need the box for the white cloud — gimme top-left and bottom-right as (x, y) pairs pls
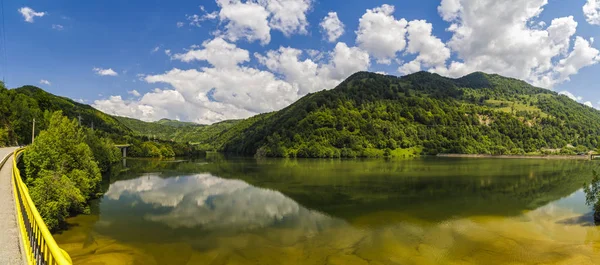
(320, 12), (344, 42)
(39, 79), (51, 86)
(355, 4), (408, 64)
(584, 101), (593, 107)
(559, 91), (583, 101)
(52, 24), (64, 31)
(94, 38), (368, 124)
(432, 0), (599, 88)
(398, 60), (422, 75)
(93, 67), (118, 76)
(177, 22), (184, 28)
(584, 0), (600, 25)
(164, 49), (172, 56)
(255, 42), (369, 94)
(258, 0), (312, 36)
(216, 0), (272, 45)
(399, 20), (450, 75)
(128, 90), (141, 97)
(554, 36), (600, 82)
(18, 7), (46, 23)
(171, 37), (250, 68)
(215, 0), (313, 45)
(151, 46), (160, 53)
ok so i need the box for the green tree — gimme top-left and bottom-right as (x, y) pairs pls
(23, 111), (102, 230)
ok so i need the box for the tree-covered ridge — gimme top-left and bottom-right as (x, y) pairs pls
(114, 115), (240, 147)
(0, 83), (202, 158)
(215, 71), (600, 157)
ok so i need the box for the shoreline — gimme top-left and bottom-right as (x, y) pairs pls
(436, 153), (592, 160)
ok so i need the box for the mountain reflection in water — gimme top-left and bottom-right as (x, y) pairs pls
(54, 157), (600, 265)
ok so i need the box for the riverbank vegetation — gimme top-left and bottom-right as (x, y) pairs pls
(22, 111), (119, 230)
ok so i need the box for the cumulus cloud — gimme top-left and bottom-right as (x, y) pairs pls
(94, 38), (368, 123)
(554, 36), (600, 82)
(399, 20), (450, 75)
(52, 24), (64, 30)
(39, 79), (51, 86)
(356, 4), (407, 64)
(584, 0), (600, 25)
(432, 0), (600, 88)
(320, 12), (344, 42)
(255, 42), (369, 94)
(93, 67), (118, 76)
(584, 101), (593, 107)
(171, 37), (250, 68)
(216, 0), (272, 44)
(177, 21), (184, 28)
(258, 0), (312, 36)
(18, 7), (46, 23)
(215, 0), (312, 45)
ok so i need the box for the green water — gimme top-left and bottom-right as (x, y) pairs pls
(54, 156), (600, 265)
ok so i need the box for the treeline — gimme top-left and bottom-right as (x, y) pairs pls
(214, 71), (600, 157)
(22, 111), (121, 230)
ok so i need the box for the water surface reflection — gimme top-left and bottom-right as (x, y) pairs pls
(54, 157), (600, 265)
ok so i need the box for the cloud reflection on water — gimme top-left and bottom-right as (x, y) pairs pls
(104, 174), (344, 232)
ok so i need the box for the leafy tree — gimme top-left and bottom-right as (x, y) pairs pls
(23, 111), (102, 230)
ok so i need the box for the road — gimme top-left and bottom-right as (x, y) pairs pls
(0, 147), (23, 265)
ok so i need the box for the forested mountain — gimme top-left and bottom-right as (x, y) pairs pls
(212, 71), (600, 157)
(0, 84), (197, 158)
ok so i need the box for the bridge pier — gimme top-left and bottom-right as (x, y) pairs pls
(114, 144), (131, 159)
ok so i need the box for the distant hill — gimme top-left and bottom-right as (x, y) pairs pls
(114, 116), (240, 146)
(155, 118), (199, 127)
(213, 71), (600, 157)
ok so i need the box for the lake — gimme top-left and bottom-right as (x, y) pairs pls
(54, 156), (600, 265)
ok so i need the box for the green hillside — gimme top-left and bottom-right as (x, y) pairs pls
(0, 83), (199, 158)
(0, 85), (131, 145)
(114, 116), (240, 146)
(214, 71), (600, 158)
(155, 118), (199, 127)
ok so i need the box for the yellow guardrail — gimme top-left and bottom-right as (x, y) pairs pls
(11, 148), (73, 265)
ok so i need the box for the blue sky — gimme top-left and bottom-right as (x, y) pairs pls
(3, 0), (600, 123)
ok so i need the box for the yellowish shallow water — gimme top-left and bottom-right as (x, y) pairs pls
(53, 158), (600, 264)
(55, 202), (600, 265)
